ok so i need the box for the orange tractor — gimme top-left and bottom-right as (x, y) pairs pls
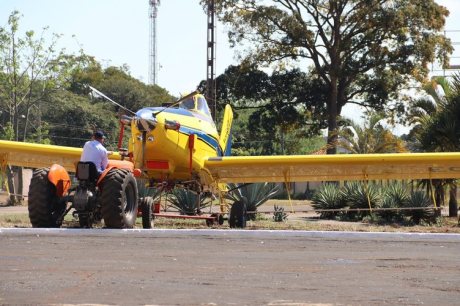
(28, 159), (142, 229)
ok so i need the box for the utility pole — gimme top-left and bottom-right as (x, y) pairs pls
(149, 0), (160, 85)
(206, 0), (216, 120)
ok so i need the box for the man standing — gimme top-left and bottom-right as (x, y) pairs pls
(80, 131), (111, 173)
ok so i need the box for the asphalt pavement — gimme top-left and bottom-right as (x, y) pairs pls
(1, 228), (460, 305)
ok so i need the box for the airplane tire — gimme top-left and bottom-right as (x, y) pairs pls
(140, 196), (154, 229)
(28, 168), (65, 228)
(229, 200), (247, 228)
(100, 169), (138, 228)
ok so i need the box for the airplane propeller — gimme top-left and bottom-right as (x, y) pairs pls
(86, 84), (198, 133)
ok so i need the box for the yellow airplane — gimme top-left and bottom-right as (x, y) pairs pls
(1, 92), (460, 229)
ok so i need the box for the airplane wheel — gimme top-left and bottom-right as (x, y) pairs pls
(218, 214), (224, 225)
(140, 196), (155, 229)
(28, 168), (65, 228)
(229, 200), (247, 228)
(100, 169), (138, 228)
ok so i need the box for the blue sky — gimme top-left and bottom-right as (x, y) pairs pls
(0, 0), (459, 98)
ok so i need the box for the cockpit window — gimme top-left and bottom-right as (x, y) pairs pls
(179, 95), (212, 117)
(196, 97), (211, 117)
(179, 97), (195, 110)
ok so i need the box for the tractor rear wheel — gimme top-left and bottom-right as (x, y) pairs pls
(28, 168), (65, 228)
(140, 197), (154, 229)
(100, 169), (138, 228)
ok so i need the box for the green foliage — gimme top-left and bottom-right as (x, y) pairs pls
(311, 183), (347, 219)
(407, 75), (459, 217)
(377, 182), (409, 222)
(136, 179), (161, 199)
(225, 183), (279, 220)
(216, 65), (327, 155)
(169, 189), (210, 216)
(343, 181), (382, 220)
(312, 181), (439, 224)
(0, 122), (14, 140)
(273, 205), (288, 222)
(404, 191), (435, 225)
(339, 112), (407, 153)
(213, 0), (451, 152)
(0, 10), (175, 148)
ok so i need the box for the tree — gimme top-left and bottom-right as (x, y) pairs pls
(214, 65), (327, 155)
(211, 0), (452, 154)
(0, 11), (71, 204)
(0, 11), (71, 142)
(69, 65), (173, 113)
(41, 90), (119, 148)
(411, 76), (460, 217)
(339, 112), (407, 154)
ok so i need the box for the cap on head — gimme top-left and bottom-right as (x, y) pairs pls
(93, 130), (106, 140)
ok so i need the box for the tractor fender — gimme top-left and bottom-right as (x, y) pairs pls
(47, 164), (71, 197)
(96, 160), (135, 186)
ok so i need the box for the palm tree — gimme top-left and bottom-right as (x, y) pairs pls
(338, 112), (407, 154)
(408, 76), (460, 217)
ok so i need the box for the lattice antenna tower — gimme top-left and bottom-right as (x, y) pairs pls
(149, 0), (160, 85)
(206, 0), (216, 120)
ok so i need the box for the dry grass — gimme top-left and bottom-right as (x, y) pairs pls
(1, 211), (460, 233)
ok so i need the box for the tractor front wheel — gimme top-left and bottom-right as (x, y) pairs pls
(28, 168), (65, 228)
(140, 197), (155, 229)
(100, 169), (138, 228)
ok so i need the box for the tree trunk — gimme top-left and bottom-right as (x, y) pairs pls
(449, 182), (458, 217)
(326, 75), (338, 155)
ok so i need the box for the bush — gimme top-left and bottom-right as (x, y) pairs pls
(169, 189), (210, 215)
(343, 181), (381, 220)
(404, 190), (435, 224)
(226, 183), (279, 221)
(377, 182), (408, 222)
(273, 205), (288, 222)
(311, 183), (347, 219)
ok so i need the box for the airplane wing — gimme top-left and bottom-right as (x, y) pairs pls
(203, 153), (460, 184)
(0, 140), (121, 172)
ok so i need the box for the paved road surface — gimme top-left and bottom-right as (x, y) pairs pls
(1, 229), (460, 305)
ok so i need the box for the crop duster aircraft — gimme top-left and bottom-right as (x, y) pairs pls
(1, 91), (460, 228)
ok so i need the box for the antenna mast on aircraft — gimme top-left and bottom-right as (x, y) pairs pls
(149, 0), (160, 85)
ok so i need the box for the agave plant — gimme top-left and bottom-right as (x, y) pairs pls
(404, 190), (435, 224)
(169, 188), (210, 215)
(311, 183), (347, 219)
(225, 183), (279, 220)
(342, 181), (381, 220)
(137, 179), (161, 199)
(273, 205), (288, 222)
(378, 182), (409, 222)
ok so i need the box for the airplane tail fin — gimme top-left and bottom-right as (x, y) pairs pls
(219, 104), (233, 156)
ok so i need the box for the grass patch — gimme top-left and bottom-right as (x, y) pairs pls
(0, 213), (30, 228)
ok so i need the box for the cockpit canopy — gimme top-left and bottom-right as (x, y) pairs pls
(179, 95), (212, 117)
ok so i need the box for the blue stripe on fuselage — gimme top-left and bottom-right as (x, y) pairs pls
(137, 107), (222, 156)
(179, 125), (223, 156)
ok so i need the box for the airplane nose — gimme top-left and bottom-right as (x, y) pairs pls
(135, 117), (157, 132)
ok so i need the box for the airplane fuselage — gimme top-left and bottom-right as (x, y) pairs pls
(129, 105), (223, 183)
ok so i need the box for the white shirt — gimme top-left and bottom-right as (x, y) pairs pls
(80, 140), (109, 173)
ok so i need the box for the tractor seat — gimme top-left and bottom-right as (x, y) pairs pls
(76, 162), (100, 182)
